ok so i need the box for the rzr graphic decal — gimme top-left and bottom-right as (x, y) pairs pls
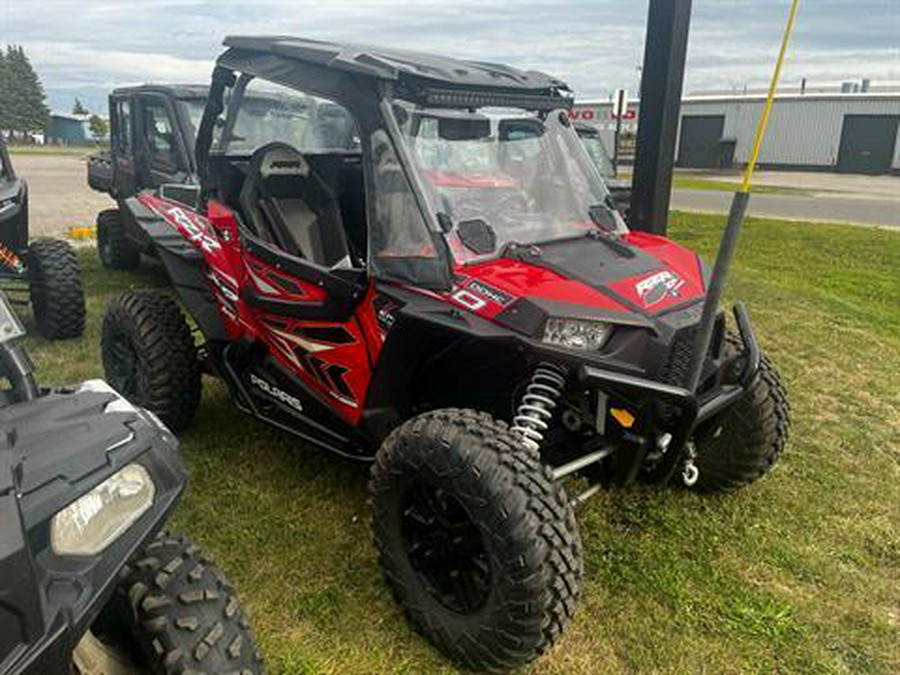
(260, 316), (362, 411)
(634, 270), (685, 307)
(246, 257), (325, 302)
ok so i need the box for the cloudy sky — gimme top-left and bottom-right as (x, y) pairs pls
(1, 0), (897, 113)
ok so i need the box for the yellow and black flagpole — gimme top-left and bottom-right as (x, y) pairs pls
(684, 0), (800, 393)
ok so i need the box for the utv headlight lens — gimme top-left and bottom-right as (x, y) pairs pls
(542, 318), (611, 351)
(51, 464), (155, 556)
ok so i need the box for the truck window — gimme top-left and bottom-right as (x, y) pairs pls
(142, 102), (180, 171)
(113, 99), (132, 154)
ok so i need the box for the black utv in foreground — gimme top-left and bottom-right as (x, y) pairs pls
(0, 291), (263, 674)
(0, 138), (85, 339)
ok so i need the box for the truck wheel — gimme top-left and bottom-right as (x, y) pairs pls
(691, 350), (790, 492)
(96, 532), (265, 674)
(97, 208), (140, 270)
(102, 290), (200, 431)
(370, 408), (582, 672)
(27, 238), (85, 339)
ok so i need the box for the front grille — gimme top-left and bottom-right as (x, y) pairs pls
(660, 326), (697, 389)
(657, 315), (725, 422)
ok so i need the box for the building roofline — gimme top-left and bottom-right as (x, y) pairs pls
(576, 91), (900, 107)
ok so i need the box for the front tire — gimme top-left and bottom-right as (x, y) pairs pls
(691, 351), (790, 492)
(95, 532), (265, 674)
(370, 409), (582, 672)
(27, 238), (85, 339)
(102, 290), (201, 431)
(97, 208), (140, 270)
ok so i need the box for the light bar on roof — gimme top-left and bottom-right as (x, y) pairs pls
(417, 87), (573, 111)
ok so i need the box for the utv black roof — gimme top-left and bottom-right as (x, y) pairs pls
(111, 84), (209, 100)
(218, 36), (574, 110)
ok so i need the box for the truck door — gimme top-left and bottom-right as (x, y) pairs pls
(135, 94), (192, 189)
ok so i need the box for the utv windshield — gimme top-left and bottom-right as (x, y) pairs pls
(396, 105), (626, 264)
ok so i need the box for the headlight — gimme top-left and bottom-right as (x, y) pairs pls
(51, 464), (155, 556)
(542, 318), (611, 351)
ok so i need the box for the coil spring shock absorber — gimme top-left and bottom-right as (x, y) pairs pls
(511, 364), (566, 451)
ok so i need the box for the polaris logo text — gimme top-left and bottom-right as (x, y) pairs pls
(250, 373), (303, 413)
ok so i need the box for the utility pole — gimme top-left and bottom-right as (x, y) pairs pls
(629, 0), (693, 235)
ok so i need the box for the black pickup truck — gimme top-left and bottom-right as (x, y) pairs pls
(87, 84), (207, 269)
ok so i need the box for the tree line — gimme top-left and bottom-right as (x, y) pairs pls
(0, 45), (49, 137)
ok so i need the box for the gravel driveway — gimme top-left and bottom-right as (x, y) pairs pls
(11, 153), (112, 238)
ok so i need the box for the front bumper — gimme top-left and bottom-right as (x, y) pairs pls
(576, 302), (760, 481)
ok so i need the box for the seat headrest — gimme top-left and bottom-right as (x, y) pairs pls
(252, 143), (310, 179)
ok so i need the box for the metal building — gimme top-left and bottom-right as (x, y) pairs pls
(572, 93), (900, 175)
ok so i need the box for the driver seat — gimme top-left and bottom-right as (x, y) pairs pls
(239, 143), (351, 268)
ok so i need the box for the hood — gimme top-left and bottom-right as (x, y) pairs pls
(448, 231), (708, 331)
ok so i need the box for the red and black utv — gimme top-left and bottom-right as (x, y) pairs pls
(101, 37), (789, 672)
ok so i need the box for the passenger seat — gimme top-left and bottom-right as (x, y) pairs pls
(239, 143), (351, 268)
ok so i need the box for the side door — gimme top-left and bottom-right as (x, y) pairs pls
(239, 231), (376, 425)
(110, 95), (137, 198)
(134, 94), (192, 189)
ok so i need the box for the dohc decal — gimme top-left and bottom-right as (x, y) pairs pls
(466, 279), (513, 306)
(635, 271), (685, 307)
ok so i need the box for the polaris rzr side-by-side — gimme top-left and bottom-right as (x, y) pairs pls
(0, 138), (85, 339)
(101, 37), (790, 672)
(0, 289), (264, 674)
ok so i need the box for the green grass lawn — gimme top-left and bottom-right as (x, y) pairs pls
(22, 213), (899, 674)
(671, 176), (812, 195)
(618, 173), (811, 195)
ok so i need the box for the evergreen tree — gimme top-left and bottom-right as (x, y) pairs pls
(4, 46), (49, 135)
(0, 51), (9, 133)
(72, 98), (88, 115)
(88, 114), (108, 142)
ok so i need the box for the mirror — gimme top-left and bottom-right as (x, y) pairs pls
(457, 218), (497, 255)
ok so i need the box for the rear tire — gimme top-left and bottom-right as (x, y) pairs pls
(691, 349), (790, 492)
(370, 408), (582, 672)
(97, 208), (140, 270)
(27, 238), (85, 339)
(102, 290), (201, 431)
(97, 532), (265, 674)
